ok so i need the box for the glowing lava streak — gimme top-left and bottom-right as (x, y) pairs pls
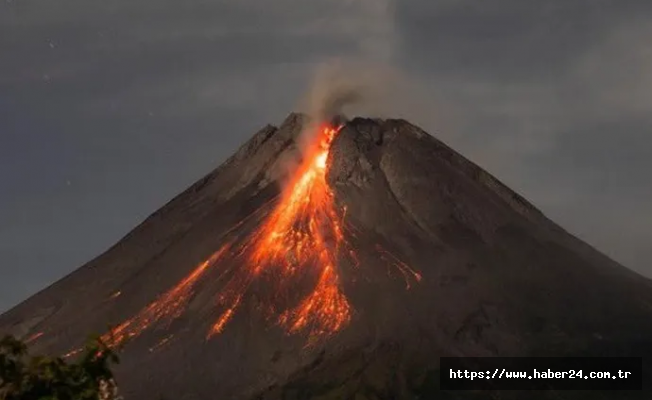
(100, 245), (230, 348)
(61, 122), (421, 357)
(209, 125), (351, 341)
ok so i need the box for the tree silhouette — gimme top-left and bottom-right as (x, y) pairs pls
(0, 334), (120, 400)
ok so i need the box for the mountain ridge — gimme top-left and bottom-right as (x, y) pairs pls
(2, 113), (651, 399)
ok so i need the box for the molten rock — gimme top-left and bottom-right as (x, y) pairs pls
(2, 114), (652, 400)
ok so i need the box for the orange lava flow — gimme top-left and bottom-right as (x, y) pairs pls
(209, 124), (351, 340)
(376, 244), (423, 289)
(100, 245), (230, 348)
(62, 122), (423, 357)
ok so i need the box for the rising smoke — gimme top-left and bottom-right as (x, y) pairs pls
(272, 59), (398, 188)
(293, 0), (400, 143)
(289, 0), (449, 159)
(294, 57), (440, 148)
(299, 59), (397, 122)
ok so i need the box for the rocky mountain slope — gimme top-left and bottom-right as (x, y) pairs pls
(1, 113), (651, 399)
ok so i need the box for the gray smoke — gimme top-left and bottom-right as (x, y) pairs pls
(295, 57), (444, 137)
(291, 0), (448, 150)
(296, 58), (399, 133)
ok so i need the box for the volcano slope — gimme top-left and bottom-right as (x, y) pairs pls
(2, 113), (652, 400)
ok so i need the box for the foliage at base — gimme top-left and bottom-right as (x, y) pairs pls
(0, 334), (120, 400)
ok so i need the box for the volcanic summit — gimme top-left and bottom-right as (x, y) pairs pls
(2, 113), (652, 399)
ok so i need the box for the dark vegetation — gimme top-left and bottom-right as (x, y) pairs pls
(0, 334), (119, 400)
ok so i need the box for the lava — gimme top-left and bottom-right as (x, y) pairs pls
(208, 124), (351, 340)
(149, 334), (174, 353)
(210, 295), (242, 335)
(64, 121), (422, 356)
(100, 245), (231, 348)
(376, 245), (423, 289)
(24, 331), (44, 344)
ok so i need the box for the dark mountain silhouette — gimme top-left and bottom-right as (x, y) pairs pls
(2, 113), (652, 400)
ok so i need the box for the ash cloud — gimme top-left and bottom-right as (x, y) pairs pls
(294, 57), (439, 146)
(300, 59), (391, 122)
(291, 0), (414, 144)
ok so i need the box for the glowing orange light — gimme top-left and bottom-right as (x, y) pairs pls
(210, 295), (242, 335)
(63, 121), (423, 356)
(376, 244), (423, 289)
(99, 244), (231, 348)
(25, 331), (44, 344)
(209, 124), (351, 340)
(149, 334), (174, 353)
(63, 348), (83, 359)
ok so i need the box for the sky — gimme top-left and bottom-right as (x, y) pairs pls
(1, 0), (651, 312)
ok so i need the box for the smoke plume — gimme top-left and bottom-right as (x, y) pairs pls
(294, 58), (398, 147)
(294, 57), (445, 146)
(290, 0), (450, 159)
(301, 59), (384, 121)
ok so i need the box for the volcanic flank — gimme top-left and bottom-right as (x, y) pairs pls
(2, 113), (652, 400)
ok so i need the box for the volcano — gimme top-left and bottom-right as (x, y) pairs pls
(2, 113), (652, 399)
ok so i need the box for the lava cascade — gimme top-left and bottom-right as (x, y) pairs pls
(59, 122), (421, 354)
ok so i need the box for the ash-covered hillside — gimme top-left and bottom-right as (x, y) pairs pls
(1, 113), (651, 400)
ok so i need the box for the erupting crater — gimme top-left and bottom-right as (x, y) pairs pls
(64, 121), (421, 354)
